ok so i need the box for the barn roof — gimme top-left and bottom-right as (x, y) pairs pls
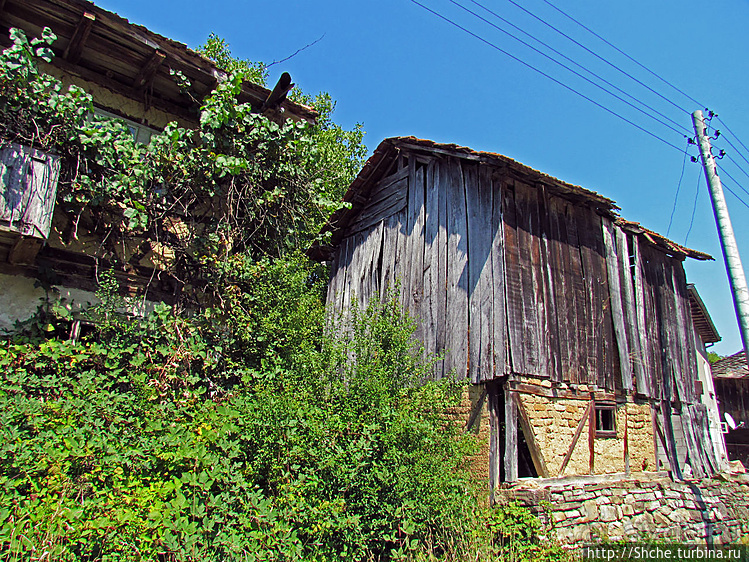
(309, 136), (713, 262)
(712, 351), (749, 379)
(0, 0), (317, 124)
(688, 284), (721, 344)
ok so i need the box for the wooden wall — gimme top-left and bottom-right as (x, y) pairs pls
(327, 149), (702, 402)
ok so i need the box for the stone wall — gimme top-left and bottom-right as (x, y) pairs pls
(500, 473), (749, 544)
(448, 385), (491, 486)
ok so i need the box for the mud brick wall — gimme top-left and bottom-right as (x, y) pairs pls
(502, 475), (749, 545)
(446, 385), (491, 486)
(518, 390), (656, 477)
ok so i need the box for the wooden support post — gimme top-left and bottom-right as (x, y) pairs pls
(133, 50), (166, 89)
(624, 405), (630, 475)
(504, 385), (518, 482)
(588, 395), (596, 475)
(488, 383), (501, 502)
(63, 12), (95, 64)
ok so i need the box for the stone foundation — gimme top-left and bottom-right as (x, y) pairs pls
(500, 473), (749, 544)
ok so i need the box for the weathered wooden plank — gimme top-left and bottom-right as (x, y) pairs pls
(488, 382), (502, 501)
(577, 207), (601, 387)
(466, 163), (494, 383)
(566, 204), (587, 385)
(616, 228), (646, 392)
(434, 160), (449, 379)
(538, 186), (561, 383)
(445, 157), (469, 379)
(515, 181), (545, 376)
(367, 166), (409, 204)
(589, 396), (596, 474)
(633, 238), (654, 398)
(503, 182), (526, 374)
(504, 386), (518, 482)
(379, 211), (401, 300)
(407, 163), (426, 342)
(0, 143), (61, 239)
(346, 191), (406, 237)
(514, 392), (548, 477)
(602, 218), (632, 391)
(549, 198), (577, 383)
(422, 160), (439, 368)
(491, 172), (507, 376)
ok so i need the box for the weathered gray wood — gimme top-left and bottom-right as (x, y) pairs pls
(491, 173), (507, 376)
(466, 163), (494, 383)
(445, 157), (469, 379)
(406, 164), (426, 344)
(0, 143), (61, 240)
(346, 191), (406, 237)
(566, 204), (587, 385)
(504, 386), (518, 482)
(488, 382), (502, 500)
(632, 238), (653, 397)
(422, 160), (440, 370)
(617, 228), (646, 393)
(539, 187), (562, 383)
(577, 207), (600, 387)
(379, 211), (401, 300)
(514, 392), (548, 477)
(503, 183), (525, 374)
(602, 218), (632, 391)
(589, 396), (596, 474)
(434, 160), (449, 378)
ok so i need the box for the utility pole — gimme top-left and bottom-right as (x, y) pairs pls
(692, 110), (749, 365)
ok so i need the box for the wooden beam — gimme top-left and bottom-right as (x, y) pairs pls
(0, 0), (7, 13)
(133, 49), (166, 89)
(488, 383), (501, 503)
(514, 392), (548, 477)
(8, 236), (43, 265)
(588, 396), (596, 474)
(63, 12), (95, 64)
(558, 400), (593, 477)
(504, 385), (518, 482)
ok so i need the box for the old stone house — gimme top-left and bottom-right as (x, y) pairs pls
(712, 351), (749, 466)
(0, 0), (314, 331)
(310, 136), (729, 491)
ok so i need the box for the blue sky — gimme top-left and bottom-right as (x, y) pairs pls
(97, 0), (749, 355)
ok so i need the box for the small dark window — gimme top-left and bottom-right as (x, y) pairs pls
(595, 404), (616, 438)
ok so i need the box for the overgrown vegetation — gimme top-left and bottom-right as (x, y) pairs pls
(0, 27), (564, 561)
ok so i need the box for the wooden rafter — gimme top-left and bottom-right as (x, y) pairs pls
(133, 49), (166, 89)
(558, 400), (593, 477)
(63, 11), (95, 64)
(514, 393), (549, 478)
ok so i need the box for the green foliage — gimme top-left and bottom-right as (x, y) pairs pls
(0, 279), (482, 561)
(0, 28), (366, 302)
(707, 351), (723, 365)
(0, 26), (555, 562)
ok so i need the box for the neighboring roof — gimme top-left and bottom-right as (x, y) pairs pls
(309, 136), (713, 262)
(0, 0), (317, 123)
(712, 351), (749, 380)
(688, 284), (721, 344)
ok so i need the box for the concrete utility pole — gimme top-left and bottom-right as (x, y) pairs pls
(692, 110), (749, 365)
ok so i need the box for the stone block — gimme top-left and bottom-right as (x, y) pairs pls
(621, 504), (635, 516)
(600, 505), (618, 522)
(583, 500), (599, 522)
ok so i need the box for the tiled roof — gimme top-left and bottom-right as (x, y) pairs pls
(712, 351), (749, 379)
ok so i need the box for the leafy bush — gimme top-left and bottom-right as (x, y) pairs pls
(0, 272), (484, 561)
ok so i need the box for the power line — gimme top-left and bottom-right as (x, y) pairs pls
(453, 0), (691, 136)
(725, 154), (749, 183)
(718, 134), (749, 170)
(716, 164), (749, 205)
(408, 0), (687, 153)
(714, 116), (749, 162)
(667, 142), (691, 238)
(537, 0), (704, 111)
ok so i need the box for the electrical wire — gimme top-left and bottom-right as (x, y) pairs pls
(667, 142), (691, 238)
(716, 164), (749, 203)
(408, 0), (687, 153)
(536, 0), (704, 112)
(684, 168), (701, 246)
(725, 154), (749, 183)
(718, 135), (749, 170)
(714, 116), (749, 162)
(452, 0), (691, 136)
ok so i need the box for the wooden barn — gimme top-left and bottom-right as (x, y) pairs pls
(310, 136), (728, 489)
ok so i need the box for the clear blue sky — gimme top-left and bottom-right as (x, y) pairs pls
(97, 0), (749, 356)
